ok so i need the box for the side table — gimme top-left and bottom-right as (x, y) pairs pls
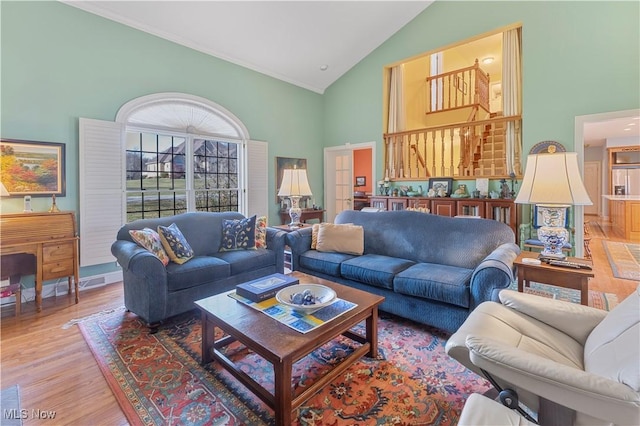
(270, 224), (313, 270)
(514, 252), (594, 305)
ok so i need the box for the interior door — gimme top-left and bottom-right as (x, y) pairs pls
(324, 148), (353, 222)
(584, 161), (601, 216)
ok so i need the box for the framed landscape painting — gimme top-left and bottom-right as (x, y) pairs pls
(0, 139), (66, 197)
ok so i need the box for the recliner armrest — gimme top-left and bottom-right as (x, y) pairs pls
(466, 335), (640, 426)
(499, 290), (607, 345)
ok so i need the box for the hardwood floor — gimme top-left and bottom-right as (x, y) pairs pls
(584, 214), (638, 301)
(1, 217), (637, 425)
(1, 284), (128, 425)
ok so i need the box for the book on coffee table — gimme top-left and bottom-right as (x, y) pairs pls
(236, 273), (299, 302)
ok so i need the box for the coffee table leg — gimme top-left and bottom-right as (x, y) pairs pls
(273, 358), (293, 426)
(366, 307), (379, 358)
(201, 312), (214, 365)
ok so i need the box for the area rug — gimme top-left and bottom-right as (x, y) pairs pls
(602, 240), (640, 281)
(0, 385), (23, 426)
(508, 281), (618, 311)
(79, 309), (490, 425)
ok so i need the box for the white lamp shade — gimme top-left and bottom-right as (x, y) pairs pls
(515, 152), (592, 206)
(277, 168), (312, 197)
(0, 182), (9, 197)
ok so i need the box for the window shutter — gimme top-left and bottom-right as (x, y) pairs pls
(79, 118), (125, 267)
(246, 140), (268, 218)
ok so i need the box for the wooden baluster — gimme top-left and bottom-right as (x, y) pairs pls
(449, 127), (455, 176)
(431, 130), (437, 177)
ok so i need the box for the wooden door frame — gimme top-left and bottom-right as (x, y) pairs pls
(324, 141), (376, 222)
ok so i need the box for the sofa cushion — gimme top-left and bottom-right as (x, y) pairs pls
(299, 251), (357, 276)
(255, 216), (268, 249)
(316, 223), (364, 255)
(166, 256), (230, 291)
(214, 248), (276, 276)
(220, 215), (257, 251)
(129, 228), (170, 266)
(341, 254), (415, 290)
(584, 285), (640, 391)
(394, 263), (473, 308)
(158, 223), (195, 264)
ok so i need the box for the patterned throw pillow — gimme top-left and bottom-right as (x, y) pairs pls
(129, 228), (170, 266)
(157, 223), (194, 264)
(255, 216), (268, 249)
(220, 215), (257, 251)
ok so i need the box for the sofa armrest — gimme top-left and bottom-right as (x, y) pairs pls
(285, 227), (313, 271)
(466, 335), (640, 426)
(266, 228), (286, 273)
(469, 243), (520, 308)
(498, 290), (607, 345)
(111, 240), (165, 271)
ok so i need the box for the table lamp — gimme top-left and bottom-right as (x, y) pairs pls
(278, 167), (312, 227)
(515, 152), (592, 260)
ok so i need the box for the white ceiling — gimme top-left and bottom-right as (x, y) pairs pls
(62, 1), (639, 144)
(64, 0), (433, 94)
(583, 115), (640, 147)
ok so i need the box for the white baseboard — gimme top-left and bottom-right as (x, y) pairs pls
(1, 271), (123, 305)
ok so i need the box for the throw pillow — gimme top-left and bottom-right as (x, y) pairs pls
(220, 215), (257, 251)
(157, 223), (194, 264)
(312, 222), (352, 249)
(255, 216), (268, 249)
(129, 228), (170, 266)
(316, 223), (364, 255)
(311, 223), (322, 249)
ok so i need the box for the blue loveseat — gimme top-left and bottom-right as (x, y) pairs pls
(111, 212), (286, 328)
(286, 210), (520, 333)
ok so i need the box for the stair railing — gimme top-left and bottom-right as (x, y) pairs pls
(383, 115), (522, 180)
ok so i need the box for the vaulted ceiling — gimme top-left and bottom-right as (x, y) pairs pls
(64, 0), (433, 94)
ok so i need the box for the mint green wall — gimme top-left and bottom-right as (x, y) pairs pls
(1, 1), (323, 218)
(323, 1), (640, 181)
(1, 1), (324, 279)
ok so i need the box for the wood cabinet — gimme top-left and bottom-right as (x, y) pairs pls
(0, 211), (80, 312)
(368, 197), (518, 234)
(609, 199), (640, 241)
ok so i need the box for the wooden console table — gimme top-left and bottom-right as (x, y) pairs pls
(0, 211), (80, 312)
(279, 209), (324, 225)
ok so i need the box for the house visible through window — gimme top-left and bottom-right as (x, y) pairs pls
(125, 131), (240, 221)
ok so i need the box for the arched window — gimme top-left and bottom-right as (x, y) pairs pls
(80, 93), (267, 267)
(116, 93), (250, 221)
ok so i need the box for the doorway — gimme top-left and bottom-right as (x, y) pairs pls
(575, 108), (640, 251)
(324, 142), (376, 222)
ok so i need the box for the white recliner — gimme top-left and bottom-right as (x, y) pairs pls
(446, 286), (640, 426)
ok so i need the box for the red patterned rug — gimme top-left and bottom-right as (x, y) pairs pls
(79, 309), (490, 425)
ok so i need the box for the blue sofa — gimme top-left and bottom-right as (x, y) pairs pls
(286, 210), (520, 333)
(111, 212), (286, 328)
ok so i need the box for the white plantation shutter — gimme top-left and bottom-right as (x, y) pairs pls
(246, 140), (268, 218)
(79, 118), (125, 266)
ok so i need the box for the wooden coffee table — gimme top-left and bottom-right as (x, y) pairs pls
(194, 271), (385, 426)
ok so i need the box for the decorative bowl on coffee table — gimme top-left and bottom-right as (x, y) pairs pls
(276, 284), (337, 314)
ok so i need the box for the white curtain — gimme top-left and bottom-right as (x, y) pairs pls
(503, 28), (522, 175)
(387, 65), (405, 178)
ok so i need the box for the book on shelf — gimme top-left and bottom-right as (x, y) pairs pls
(236, 273), (299, 302)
